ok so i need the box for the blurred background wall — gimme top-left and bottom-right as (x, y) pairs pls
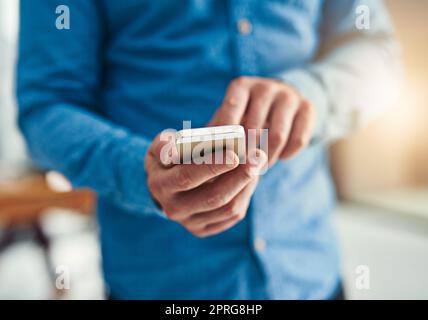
(0, 0), (27, 164)
(331, 0), (428, 196)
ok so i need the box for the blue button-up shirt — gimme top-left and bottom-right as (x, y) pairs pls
(17, 0), (396, 299)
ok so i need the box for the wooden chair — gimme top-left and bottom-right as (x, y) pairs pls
(0, 174), (95, 225)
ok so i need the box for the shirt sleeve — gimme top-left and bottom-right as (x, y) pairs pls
(16, 0), (165, 217)
(281, 0), (402, 144)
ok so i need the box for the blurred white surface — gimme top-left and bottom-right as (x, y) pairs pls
(336, 202), (428, 300)
(0, 210), (105, 300)
(343, 188), (428, 219)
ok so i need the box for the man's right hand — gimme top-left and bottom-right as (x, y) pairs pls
(144, 133), (267, 238)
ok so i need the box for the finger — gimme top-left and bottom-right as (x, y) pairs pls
(244, 83), (276, 134)
(193, 215), (241, 238)
(209, 77), (250, 126)
(148, 131), (180, 168)
(280, 99), (315, 160)
(160, 149), (239, 193)
(182, 178), (258, 229)
(173, 149), (267, 218)
(267, 93), (299, 166)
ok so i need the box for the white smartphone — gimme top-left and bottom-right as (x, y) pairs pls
(175, 125), (246, 163)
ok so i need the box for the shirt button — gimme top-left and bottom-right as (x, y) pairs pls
(237, 19), (252, 35)
(254, 238), (266, 253)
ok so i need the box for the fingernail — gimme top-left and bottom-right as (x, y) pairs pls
(249, 149), (267, 169)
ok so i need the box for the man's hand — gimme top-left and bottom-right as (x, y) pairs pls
(145, 134), (267, 238)
(210, 76), (316, 166)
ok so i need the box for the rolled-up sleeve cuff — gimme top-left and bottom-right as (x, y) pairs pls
(115, 135), (168, 219)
